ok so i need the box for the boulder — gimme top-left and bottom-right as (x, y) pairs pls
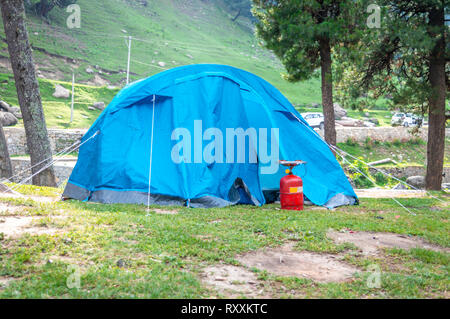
(336, 117), (364, 127)
(369, 118), (380, 125)
(0, 100), (10, 112)
(406, 176), (426, 189)
(0, 101), (22, 119)
(53, 84), (70, 99)
(86, 67), (94, 74)
(334, 103), (347, 119)
(393, 183), (408, 190)
(0, 111), (18, 126)
(158, 61), (166, 67)
(311, 102), (321, 108)
(363, 121), (376, 127)
(92, 102), (106, 110)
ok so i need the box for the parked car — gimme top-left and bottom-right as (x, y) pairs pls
(391, 113), (405, 126)
(301, 112), (324, 130)
(402, 113), (423, 127)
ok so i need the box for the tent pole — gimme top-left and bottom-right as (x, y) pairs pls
(147, 94), (156, 212)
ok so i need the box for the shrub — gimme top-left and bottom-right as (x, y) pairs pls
(393, 139), (402, 147)
(374, 172), (389, 186)
(345, 138), (358, 147)
(364, 137), (373, 150)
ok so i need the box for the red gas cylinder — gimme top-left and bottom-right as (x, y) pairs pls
(279, 160), (306, 211)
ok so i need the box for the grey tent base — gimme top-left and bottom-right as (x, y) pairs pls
(262, 189), (357, 209)
(63, 179), (261, 209)
(63, 182), (356, 209)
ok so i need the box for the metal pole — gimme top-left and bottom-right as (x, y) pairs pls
(126, 36), (132, 85)
(70, 72), (75, 123)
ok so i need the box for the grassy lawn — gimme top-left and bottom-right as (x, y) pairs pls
(0, 73), (118, 129)
(0, 0), (322, 106)
(0, 186), (448, 299)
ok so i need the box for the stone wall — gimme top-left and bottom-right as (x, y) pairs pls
(3, 126), (450, 156)
(317, 127), (450, 144)
(10, 158), (75, 187)
(4, 128), (87, 156)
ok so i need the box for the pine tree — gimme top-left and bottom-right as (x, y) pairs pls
(251, 0), (362, 148)
(354, 0), (448, 190)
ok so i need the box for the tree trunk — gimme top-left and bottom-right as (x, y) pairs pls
(425, 7), (446, 190)
(0, 122), (12, 179)
(319, 37), (337, 150)
(0, 0), (56, 187)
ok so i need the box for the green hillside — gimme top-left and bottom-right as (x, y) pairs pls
(0, 0), (322, 126)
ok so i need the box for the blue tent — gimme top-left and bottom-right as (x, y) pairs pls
(63, 64), (357, 208)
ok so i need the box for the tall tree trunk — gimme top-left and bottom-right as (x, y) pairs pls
(319, 37), (337, 150)
(425, 7), (446, 190)
(0, 122), (12, 179)
(0, 0), (56, 187)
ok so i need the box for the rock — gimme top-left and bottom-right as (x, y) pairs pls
(405, 176), (425, 189)
(186, 54), (194, 59)
(0, 111), (18, 126)
(116, 259), (127, 268)
(393, 183), (408, 190)
(0, 101), (21, 119)
(158, 61), (166, 67)
(363, 121), (376, 127)
(311, 103), (321, 108)
(86, 67), (94, 74)
(53, 84), (70, 99)
(0, 100), (10, 112)
(369, 118), (379, 125)
(92, 102), (106, 110)
(364, 112), (370, 117)
(88, 106), (96, 111)
(334, 103), (347, 120)
(9, 107), (22, 119)
(336, 117), (364, 127)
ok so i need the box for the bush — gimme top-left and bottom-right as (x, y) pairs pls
(374, 172), (389, 186)
(364, 137), (373, 150)
(345, 138), (358, 147)
(392, 139), (402, 147)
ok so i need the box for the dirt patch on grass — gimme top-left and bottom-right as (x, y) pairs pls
(355, 189), (427, 198)
(327, 230), (450, 255)
(0, 192), (59, 203)
(153, 209), (179, 215)
(0, 276), (15, 290)
(0, 216), (59, 238)
(237, 243), (358, 283)
(201, 265), (266, 298)
(0, 203), (28, 214)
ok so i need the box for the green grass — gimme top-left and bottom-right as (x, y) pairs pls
(0, 0), (323, 106)
(0, 73), (118, 129)
(0, 185), (448, 298)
